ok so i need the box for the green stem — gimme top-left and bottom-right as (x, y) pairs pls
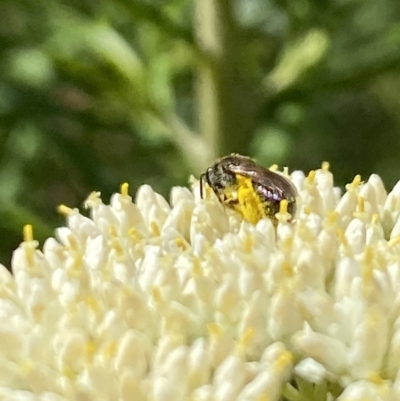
(194, 0), (258, 161)
(282, 383), (310, 401)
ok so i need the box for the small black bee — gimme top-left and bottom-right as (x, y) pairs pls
(200, 154), (297, 224)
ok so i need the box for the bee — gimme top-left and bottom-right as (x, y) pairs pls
(200, 154), (297, 225)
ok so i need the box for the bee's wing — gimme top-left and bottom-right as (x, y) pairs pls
(229, 164), (298, 200)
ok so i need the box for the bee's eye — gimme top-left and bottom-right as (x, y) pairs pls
(221, 171), (236, 186)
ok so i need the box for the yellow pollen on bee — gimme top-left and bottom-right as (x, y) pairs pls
(58, 204), (74, 216)
(120, 182), (129, 196)
(235, 174), (265, 224)
(321, 161), (330, 171)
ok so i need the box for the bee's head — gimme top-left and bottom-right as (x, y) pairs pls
(200, 160), (237, 199)
(200, 154), (255, 199)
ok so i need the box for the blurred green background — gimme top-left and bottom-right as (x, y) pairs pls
(1, 0), (400, 265)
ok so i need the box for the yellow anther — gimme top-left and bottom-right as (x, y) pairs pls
(236, 327), (255, 355)
(357, 196), (365, 213)
(85, 296), (99, 312)
(367, 371), (384, 384)
(364, 246), (374, 264)
(85, 340), (96, 361)
(349, 174), (362, 190)
(336, 229), (348, 247)
(61, 365), (75, 380)
(269, 164), (279, 172)
(282, 261), (294, 277)
(274, 350), (294, 371)
(67, 233), (79, 250)
(120, 182), (129, 196)
(109, 225), (118, 238)
(150, 221), (161, 237)
(191, 258), (202, 277)
(243, 233), (254, 253)
(207, 323), (223, 339)
(23, 224), (33, 242)
(256, 395), (270, 401)
(151, 286), (163, 303)
(84, 191), (102, 209)
(303, 206), (311, 215)
(110, 238), (124, 257)
(175, 237), (188, 250)
(306, 170), (316, 184)
(281, 235), (294, 251)
(371, 214), (379, 225)
(362, 247), (374, 283)
(321, 161), (330, 171)
(22, 224), (36, 267)
(275, 199), (291, 225)
(283, 166), (289, 177)
(240, 327), (255, 347)
(363, 266), (373, 283)
(326, 211), (338, 226)
(128, 227), (142, 242)
(58, 204), (74, 216)
(103, 341), (117, 359)
(67, 256), (83, 277)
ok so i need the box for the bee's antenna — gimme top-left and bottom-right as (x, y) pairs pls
(199, 173), (205, 199)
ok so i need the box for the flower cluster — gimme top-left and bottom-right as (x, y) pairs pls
(1, 165), (400, 401)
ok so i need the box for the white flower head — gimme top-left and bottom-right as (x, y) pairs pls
(1, 164), (400, 401)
